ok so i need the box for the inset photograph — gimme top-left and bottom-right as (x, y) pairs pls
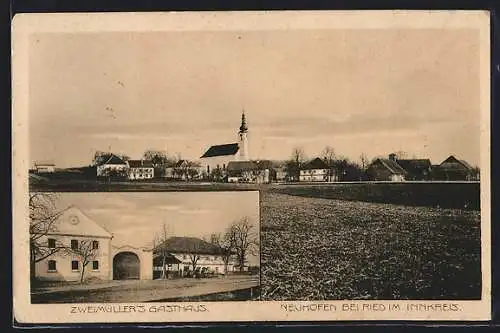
(29, 191), (260, 303)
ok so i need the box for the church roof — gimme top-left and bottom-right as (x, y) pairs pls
(200, 143), (240, 158)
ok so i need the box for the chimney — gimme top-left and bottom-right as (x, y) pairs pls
(389, 153), (397, 161)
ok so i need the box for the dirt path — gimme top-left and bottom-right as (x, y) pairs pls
(31, 275), (260, 303)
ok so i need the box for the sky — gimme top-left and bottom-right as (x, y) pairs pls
(29, 29), (480, 168)
(53, 191), (260, 265)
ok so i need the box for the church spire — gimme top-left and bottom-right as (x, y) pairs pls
(239, 110), (248, 133)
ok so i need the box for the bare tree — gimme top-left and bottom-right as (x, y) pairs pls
(70, 240), (99, 283)
(286, 147), (306, 181)
(321, 146), (337, 181)
(188, 252), (201, 275)
(29, 193), (67, 280)
(210, 230), (236, 275)
(231, 217), (259, 272)
(153, 222), (171, 279)
(359, 153), (369, 171)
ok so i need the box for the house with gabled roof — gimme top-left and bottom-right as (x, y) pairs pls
(153, 236), (239, 278)
(396, 159), (432, 181)
(299, 157), (334, 182)
(127, 159), (154, 180)
(95, 153), (128, 179)
(433, 155), (476, 181)
(34, 205), (114, 282)
(365, 154), (407, 181)
(226, 160), (273, 183)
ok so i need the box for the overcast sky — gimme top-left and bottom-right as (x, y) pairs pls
(29, 29), (480, 168)
(54, 191), (260, 265)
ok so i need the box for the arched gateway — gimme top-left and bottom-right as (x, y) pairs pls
(113, 252), (140, 280)
(111, 245), (153, 280)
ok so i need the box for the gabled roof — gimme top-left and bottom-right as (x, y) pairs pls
(373, 158), (407, 175)
(200, 143), (239, 158)
(49, 206), (113, 238)
(128, 160), (154, 168)
(302, 157), (329, 170)
(155, 237), (224, 255)
(396, 159), (432, 172)
(96, 153), (127, 166)
(440, 155), (473, 171)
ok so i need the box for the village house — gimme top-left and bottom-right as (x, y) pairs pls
(34, 161), (56, 173)
(34, 206), (114, 282)
(365, 154), (407, 181)
(226, 160), (273, 184)
(395, 158), (432, 181)
(299, 157), (333, 182)
(95, 153), (128, 179)
(433, 155), (476, 181)
(33, 206), (154, 282)
(199, 112), (249, 177)
(127, 160), (154, 180)
(164, 160), (203, 181)
(152, 237), (239, 279)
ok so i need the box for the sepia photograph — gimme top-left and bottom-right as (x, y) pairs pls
(13, 11), (491, 323)
(29, 191), (260, 303)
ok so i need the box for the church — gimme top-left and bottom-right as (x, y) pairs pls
(199, 112), (250, 177)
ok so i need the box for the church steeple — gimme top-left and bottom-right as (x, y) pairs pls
(238, 110), (249, 160)
(239, 110), (248, 133)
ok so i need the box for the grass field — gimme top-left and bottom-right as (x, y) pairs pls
(260, 192), (481, 300)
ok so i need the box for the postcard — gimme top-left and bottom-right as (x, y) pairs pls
(12, 10), (491, 324)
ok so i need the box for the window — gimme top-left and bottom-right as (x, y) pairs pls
(92, 261), (99, 270)
(48, 260), (56, 272)
(71, 239), (78, 250)
(48, 238), (56, 248)
(92, 240), (99, 250)
(71, 260), (79, 271)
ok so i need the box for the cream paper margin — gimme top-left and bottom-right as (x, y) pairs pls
(12, 10), (491, 323)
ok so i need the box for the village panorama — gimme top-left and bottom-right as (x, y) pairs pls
(30, 112), (480, 186)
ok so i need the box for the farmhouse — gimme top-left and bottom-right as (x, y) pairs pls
(299, 157), (332, 182)
(396, 159), (432, 181)
(34, 161), (56, 173)
(127, 160), (154, 180)
(365, 154), (407, 181)
(95, 153), (128, 179)
(153, 237), (239, 278)
(226, 160), (272, 184)
(433, 155), (476, 181)
(199, 112), (249, 176)
(33, 205), (154, 282)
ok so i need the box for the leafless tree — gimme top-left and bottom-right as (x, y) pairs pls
(286, 147), (306, 181)
(153, 222), (171, 279)
(70, 240), (99, 283)
(321, 146), (337, 181)
(210, 230), (236, 275)
(231, 217), (259, 272)
(359, 153), (369, 171)
(29, 193), (67, 280)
